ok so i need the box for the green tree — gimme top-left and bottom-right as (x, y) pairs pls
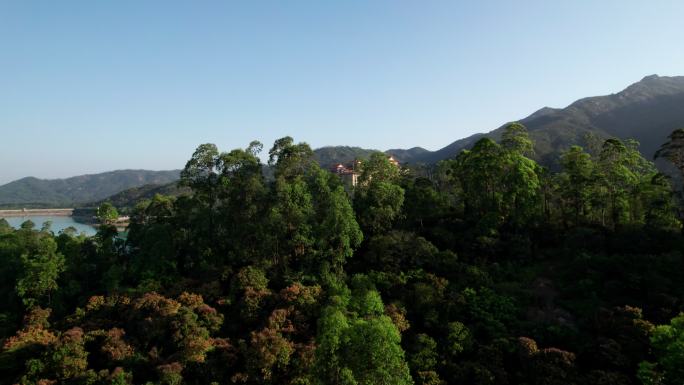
(0, 218), (11, 235)
(501, 122), (534, 156)
(175, 141), (267, 269)
(559, 145), (594, 225)
(354, 152), (405, 235)
(15, 236), (65, 307)
(449, 137), (541, 234)
(20, 220), (35, 230)
(592, 138), (660, 227)
(315, 279), (414, 385)
(126, 194), (179, 282)
(402, 177), (447, 230)
(638, 313), (684, 385)
(96, 202), (119, 225)
(655, 128), (684, 179)
(267, 137), (361, 279)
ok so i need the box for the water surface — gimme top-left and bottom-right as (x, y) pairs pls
(2, 215), (97, 236)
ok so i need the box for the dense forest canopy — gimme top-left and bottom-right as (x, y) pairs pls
(3, 125), (684, 384)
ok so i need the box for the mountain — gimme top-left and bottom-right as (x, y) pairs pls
(313, 146), (434, 169)
(5, 75), (682, 208)
(0, 169), (181, 208)
(87, 181), (191, 213)
(385, 147), (432, 164)
(400, 75), (684, 166)
(313, 146), (379, 169)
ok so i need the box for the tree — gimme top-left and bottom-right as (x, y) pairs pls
(314, 277), (413, 385)
(592, 138), (659, 227)
(126, 194), (179, 282)
(269, 136), (315, 179)
(0, 218), (11, 235)
(501, 122), (534, 157)
(176, 141), (267, 269)
(655, 129), (684, 223)
(354, 152), (405, 235)
(559, 146), (594, 225)
(20, 220), (35, 230)
(402, 177), (447, 230)
(655, 128), (684, 179)
(15, 236), (65, 307)
(180, 143), (221, 194)
(449, 137), (541, 234)
(96, 202), (119, 225)
(216, 141), (267, 265)
(267, 137), (361, 279)
(638, 313), (684, 385)
(357, 152), (401, 185)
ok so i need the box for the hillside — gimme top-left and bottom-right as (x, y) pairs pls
(310, 76), (684, 168)
(313, 146), (379, 169)
(5, 75), (684, 208)
(313, 146), (433, 169)
(87, 181), (191, 212)
(0, 169), (181, 208)
(401, 75), (684, 166)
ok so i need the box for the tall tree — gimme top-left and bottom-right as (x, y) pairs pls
(314, 277), (413, 385)
(449, 137), (541, 233)
(655, 128), (684, 179)
(559, 145), (594, 225)
(267, 137), (361, 279)
(354, 152), (405, 235)
(15, 236), (65, 307)
(501, 122), (534, 157)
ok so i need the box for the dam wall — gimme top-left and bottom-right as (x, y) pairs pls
(0, 208), (74, 217)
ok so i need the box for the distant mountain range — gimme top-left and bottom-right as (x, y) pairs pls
(423, 74), (684, 167)
(315, 75), (684, 168)
(2, 75), (683, 209)
(0, 170), (181, 208)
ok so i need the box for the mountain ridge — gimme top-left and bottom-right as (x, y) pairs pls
(380, 74), (684, 166)
(0, 169), (182, 208)
(4, 75), (684, 207)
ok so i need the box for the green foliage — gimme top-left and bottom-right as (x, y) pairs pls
(2, 133), (684, 384)
(639, 313), (684, 385)
(353, 152), (406, 235)
(447, 135), (541, 235)
(315, 279), (413, 385)
(655, 128), (684, 175)
(501, 122), (534, 156)
(559, 145), (594, 225)
(96, 202), (119, 225)
(15, 236), (65, 307)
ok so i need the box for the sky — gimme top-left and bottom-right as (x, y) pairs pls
(1, 0), (684, 184)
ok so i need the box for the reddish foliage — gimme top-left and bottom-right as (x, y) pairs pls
(102, 327), (135, 361)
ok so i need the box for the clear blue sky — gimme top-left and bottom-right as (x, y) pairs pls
(1, 0), (683, 184)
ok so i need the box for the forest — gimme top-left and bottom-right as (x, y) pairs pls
(3, 124), (684, 385)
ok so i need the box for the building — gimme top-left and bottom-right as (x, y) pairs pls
(332, 163), (359, 189)
(331, 156), (399, 189)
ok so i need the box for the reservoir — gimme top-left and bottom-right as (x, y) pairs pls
(2, 215), (98, 236)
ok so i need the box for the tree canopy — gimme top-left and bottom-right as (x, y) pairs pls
(1, 131), (684, 385)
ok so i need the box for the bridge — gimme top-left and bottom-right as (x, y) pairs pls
(0, 208), (74, 217)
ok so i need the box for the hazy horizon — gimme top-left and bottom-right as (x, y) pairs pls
(2, 1), (684, 184)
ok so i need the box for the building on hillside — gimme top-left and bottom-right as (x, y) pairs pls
(331, 156), (400, 189)
(332, 163), (359, 189)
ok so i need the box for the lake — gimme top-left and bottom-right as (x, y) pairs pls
(2, 215), (98, 236)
